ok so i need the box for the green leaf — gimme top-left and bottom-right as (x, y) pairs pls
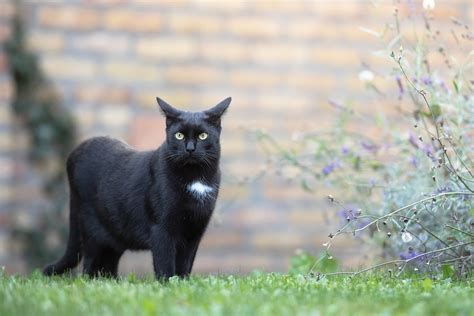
(369, 160), (383, 170)
(430, 104), (442, 118)
(422, 278), (433, 292)
(453, 80), (459, 93)
(441, 264), (454, 279)
(301, 179), (313, 192)
(353, 156), (361, 171)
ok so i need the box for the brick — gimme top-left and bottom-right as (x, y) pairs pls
(136, 37), (196, 61)
(0, 157), (13, 179)
(27, 31), (64, 52)
(73, 105), (97, 128)
(129, 115), (165, 150)
(37, 7), (100, 30)
(133, 0), (188, 6)
(253, 232), (305, 250)
(135, 90), (193, 110)
(190, 0), (249, 12)
(310, 48), (359, 67)
(0, 23), (11, 42)
(255, 94), (311, 111)
(119, 251), (153, 276)
(310, 2), (360, 17)
(42, 56), (98, 79)
(194, 253), (275, 273)
(0, 102), (11, 124)
(200, 231), (242, 249)
(103, 62), (158, 82)
(0, 2), (14, 19)
(220, 136), (248, 156)
(253, 0), (307, 13)
(0, 131), (11, 151)
(165, 66), (221, 85)
(286, 73), (336, 91)
(228, 16), (281, 38)
(97, 105), (131, 129)
(287, 19), (326, 40)
(233, 206), (285, 226)
(0, 80), (13, 101)
(223, 160), (265, 177)
(199, 41), (250, 63)
(74, 85), (130, 104)
(70, 33), (130, 55)
(251, 44), (309, 65)
(289, 210), (325, 225)
(167, 13), (222, 34)
(217, 184), (249, 200)
(103, 10), (161, 32)
(230, 70), (281, 87)
(9, 129), (29, 152)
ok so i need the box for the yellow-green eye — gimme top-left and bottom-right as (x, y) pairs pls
(175, 132), (184, 140)
(198, 132), (208, 140)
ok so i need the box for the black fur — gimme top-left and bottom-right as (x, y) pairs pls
(43, 97), (231, 279)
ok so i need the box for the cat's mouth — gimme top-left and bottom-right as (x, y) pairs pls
(183, 154), (200, 165)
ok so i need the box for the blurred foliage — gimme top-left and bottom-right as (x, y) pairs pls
(3, 4), (77, 269)
(289, 250), (338, 275)
(258, 5), (473, 278)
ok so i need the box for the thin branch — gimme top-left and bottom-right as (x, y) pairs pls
(329, 191), (474, 239)
(321, 241), (474, 277)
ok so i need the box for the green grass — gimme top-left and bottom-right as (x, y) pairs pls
(0, 272), (472, 316)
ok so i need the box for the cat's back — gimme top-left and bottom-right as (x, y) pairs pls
(69, 136), (135, 164)
(67, 136), (148, 185)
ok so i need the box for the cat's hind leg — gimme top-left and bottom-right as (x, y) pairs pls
(83, 245), (123, 278)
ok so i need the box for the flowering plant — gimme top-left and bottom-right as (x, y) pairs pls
(259, 1), (473, 278)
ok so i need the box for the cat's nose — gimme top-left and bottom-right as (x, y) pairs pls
(186, 142), (196, 153)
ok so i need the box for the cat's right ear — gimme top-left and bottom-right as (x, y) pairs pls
(156, 97), (181, 120)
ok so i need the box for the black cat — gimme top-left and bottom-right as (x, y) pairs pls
(43, 97), (231, 279)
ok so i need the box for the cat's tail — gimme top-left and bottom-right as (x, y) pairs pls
(43, 191), (82, 276)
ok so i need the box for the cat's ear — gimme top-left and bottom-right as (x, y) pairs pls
(204, 97), (231, 125)
(156, 97), (181, 119)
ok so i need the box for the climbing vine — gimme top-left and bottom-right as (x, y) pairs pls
(4, 5), (77, 269)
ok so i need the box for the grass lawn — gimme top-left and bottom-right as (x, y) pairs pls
(0, 272), (472, 316)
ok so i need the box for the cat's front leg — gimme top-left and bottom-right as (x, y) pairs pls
(150, 224), (176, 280)
(176, 241), (199, 277)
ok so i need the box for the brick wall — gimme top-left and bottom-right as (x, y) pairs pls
(0, 0), (472, 274)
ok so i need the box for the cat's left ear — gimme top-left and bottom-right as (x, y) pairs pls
(204, 97), (231, 125)
(156, 97), (181, 119)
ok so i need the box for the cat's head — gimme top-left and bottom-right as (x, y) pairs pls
(156, 97), (231, 168)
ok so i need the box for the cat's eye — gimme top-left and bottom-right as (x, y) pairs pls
(198, 133), (208, 140)
(175, 132), (185, 140)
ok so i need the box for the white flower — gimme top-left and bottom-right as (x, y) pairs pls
(402, 232), (413, 243)
(423, 0), (435, 10)
(358, 70), (374, 83)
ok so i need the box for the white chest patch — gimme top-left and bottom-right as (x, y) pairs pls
(187, 181), (214, 199)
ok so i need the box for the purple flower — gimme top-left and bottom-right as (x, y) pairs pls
(328, 99), (345, 111)
(322, 161), (340, 176)
(360, 140), (379, 153)
(400, 250), (420, 261)
(341, 146), (350, 155)
(408, 132), (420, 149)
(396, 75), (404, 99)
(435, 186), (452, 194)
(337, 206), (358, 222)
(408, 133), (436, 162)
(438, 79), (450, 93)
(421, 76), (433, 86)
